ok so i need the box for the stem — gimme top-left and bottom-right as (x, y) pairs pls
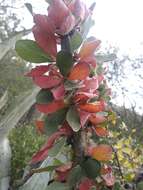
(61, 35), (71, 52)
(113, 147), (124, 181)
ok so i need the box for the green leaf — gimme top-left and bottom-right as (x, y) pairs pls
(25, 3), (33, 15)
(81, 158), (101, 179)
(15, 40), (52, 63)
(96, 53), (117, 63)
(48, 137), (66, 157)
(64, 80), (83, 91)
(81, 16), (95, 39)
(36, 89), (53, 104)
(70, 31), (83, 52)
(31, 165), (60, 174)
(67, 165), (84, 187)
(66, 107), (81, 132)
(113, 182), (122, 190)
(56, 51), (73, 76)
(46, 182), (71, 190)
(44, 108), (67, 136)
(137, 182), (143, 190)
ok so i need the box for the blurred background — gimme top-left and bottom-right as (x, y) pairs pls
(0, 0), (143, 189)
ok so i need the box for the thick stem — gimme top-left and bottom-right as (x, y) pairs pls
(61, 35), (71, 52)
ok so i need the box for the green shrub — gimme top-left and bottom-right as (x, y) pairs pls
(9, 124), (46, 183)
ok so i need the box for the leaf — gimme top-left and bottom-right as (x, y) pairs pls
(137, 182), (143, 190)
(89, 114), (106, 125)
(68, 62), (90, 80)
(79, 101), (105, 113)
(70, 31), (83, 52)
(79, 178), (95, 190)
(31, 165), (60, 174)
(36, 89), (53, 104)
(25, 3), (33, 15)
(81, 158), (101, 179)
(66, 106), (81, 132)
(31, 131), (66, 164)
(51, 84), (65, 100)
(81, 15), (95, 39)
(34, 75), (62, 89)
(36, 100), (66, 114)
(94, 127), (109, 137)
(35, 120), (45, 134)
(46, 182), (71, 190)
(79, 38), (101, 60)
(67, 165), (83, 187)
(48, 137), (66, 157)
(64, 80), (84, 91)
(96, 53), (117, 63)
(56, 51), (73, 76)
(91, 144), (112, 161)
(15, 39), (52, 63)
(33, 26), (57, 58)
(44, 108), (67, 136)
(26, 65), (51, 77)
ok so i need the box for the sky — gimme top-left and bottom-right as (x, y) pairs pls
(18, 0), (143, 113)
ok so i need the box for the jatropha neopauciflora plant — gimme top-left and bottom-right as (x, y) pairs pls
(15, 0), (120, 189)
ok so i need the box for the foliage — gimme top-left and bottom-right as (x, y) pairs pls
(14, 0), (143, 190)
(8, 124), (46, 183)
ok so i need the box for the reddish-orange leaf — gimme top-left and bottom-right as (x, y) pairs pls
(36, 100), (66, 114)
(91, 144), (112, 161)
(79, 38), (101, 60)
(68, 62), (90, 80)
(94, 127), (109, 137)
(78, 101), (105, 113)
(34, 75), (62, 89)
(35, 120), (45, 134)
(89, 114), (106, 125)
(31, 130), (66, 164)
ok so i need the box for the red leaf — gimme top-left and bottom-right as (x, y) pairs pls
(36, 100), (66, 114)
(34, 75), (62, 89)
(56, 162), (72, 182)
(79, 178), (94, 190)
(33, 14), (55, 34)
(31, 131), (65, 164)
(48, 0), (69, 27)
(79, 38), (101, 60)
(80, 77), (99, 93)
(68, 0), (88, 22)
(33, 25), (57, 58)
(78, 110), (91, 127)
(79, 101), (105, 113)
(51, 84), (65, 100)
(26, 65), (51, 77)
(68, 62), (90, 80)
(35, 120), (45, 134)
(89, 114), (106, 125)
(57, 13), (75, 35)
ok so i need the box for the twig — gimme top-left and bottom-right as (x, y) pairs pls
(112, 146), (124, 181)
